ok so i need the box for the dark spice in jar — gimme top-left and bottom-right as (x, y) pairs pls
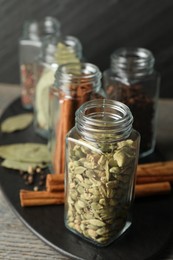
(106, 82), (155, 154)
(103, 47), (160, 157)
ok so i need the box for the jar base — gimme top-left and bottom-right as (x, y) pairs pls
(65, 219), (132, 247)
(139, 147), (155, 158)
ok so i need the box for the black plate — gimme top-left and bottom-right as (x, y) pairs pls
(0, 97), (173, 260)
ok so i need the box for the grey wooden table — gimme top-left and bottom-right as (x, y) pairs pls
(0, 83), (173, 260)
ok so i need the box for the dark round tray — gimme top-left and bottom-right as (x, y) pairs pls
(0, 97), (173, 260)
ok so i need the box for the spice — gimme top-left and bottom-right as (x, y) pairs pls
(19, 166), (47, 188)
(50, 63), (103, 175)
(53, 81), (93, 174)
(19, 160), (173, 207)
(66, 138), (137, 245)
(19, 17), (61, 109)
(136, 160), (173, 184)
(103, 47), (160, 157)
(1, 113), (33, 133)
(65, 100), (140, 246)
(21, 64), (36, 108)
(35, 68), (55, 132)
(34, 36), (82, 138)
(135, 182), (171, 197)
(106, 83), (155, 154)
(20, 190), (64, 207)
(46, 173), (64, 192)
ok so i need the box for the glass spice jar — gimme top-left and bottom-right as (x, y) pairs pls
(65, 99), (140, 246)
(49, 62), (104, 175)
(103, 47), (160, 157)
(19, 17), (60, 109)
(34, 35), (83, 139)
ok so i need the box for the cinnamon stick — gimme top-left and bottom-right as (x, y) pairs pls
(46, 173), (64, 184)
(20, 189), (64, 207)
(76, 80), (92, 107)
(46, 173), (64, 192)
(137, 161), (173, 175)
(54, 98), (76, 175)
(136, 161), (173, 184)
(54, 115), (63, 175)
(136, 175), (173, 184)
(135, 182), (171, 197)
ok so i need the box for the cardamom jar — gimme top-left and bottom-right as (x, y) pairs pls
(49, 62), (104, 175)
(65, 99), (140, 246)
(34, 35), (83, 138)
(103, 47), (160, 157)
(19, 17), (60, 109)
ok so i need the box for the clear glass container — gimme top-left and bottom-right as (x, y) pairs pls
(49, 62), (104, 175)
(19, 17), (60, 109)
(65, 99), (140, 246)
(103, 47), (160, 157)
(40, 16), (61, 39)
(34, 35), (83, 139)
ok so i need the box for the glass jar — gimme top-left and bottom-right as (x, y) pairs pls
(19, 17), (60, 109)
(49, 62), (104, 175)
(103, 47), (160, 157)
(65, 99), (140, 246)
(39, 16), (61, 39)
(34, 35), (83, 139)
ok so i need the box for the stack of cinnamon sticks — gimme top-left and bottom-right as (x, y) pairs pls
(135, 160), (173, 197)
(20, 173), (65, 207)
(20, 160), (173, 207)
(54, 80), (93, 175)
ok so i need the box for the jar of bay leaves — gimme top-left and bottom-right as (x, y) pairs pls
(103, 47), (160, 157)
(65, 99), (140, 246)
(49, 62), (104, 175)
(34, 35), (83, 138)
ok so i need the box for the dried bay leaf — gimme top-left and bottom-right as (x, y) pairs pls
(0, 143), (50, 163)
(1, 113), (33, 133)
(1, 159), (47, 171)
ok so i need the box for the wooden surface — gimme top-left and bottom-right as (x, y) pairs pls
(0, 83), (173, 259)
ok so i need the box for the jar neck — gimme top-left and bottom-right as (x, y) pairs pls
(57, 35), (82, 60)
(76, 99), (133, 142)
(54, 62), (102, 96)
(111, 48), (155, 79)
(22, 20), (40, 41)
(41, 35), (82, 64)
(40, 16), (60, 37)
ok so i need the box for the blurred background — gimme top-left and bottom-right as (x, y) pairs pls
(0, 0), (173, 98)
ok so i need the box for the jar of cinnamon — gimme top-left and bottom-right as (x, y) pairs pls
(65, 99), (140, 246)
(49, 62), (104, 175)
(103, 47), (160, 158)
(34, 35), (83, 138)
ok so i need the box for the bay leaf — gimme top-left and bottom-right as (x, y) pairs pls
(1, 159), (47, 171)
(0, 143), (50, 163)
(1, 113), (33, 133)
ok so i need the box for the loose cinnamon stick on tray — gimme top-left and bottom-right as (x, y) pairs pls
(137, 161), (173, 176)
(20, 190), (64, 207)
(46, 184), (64, 192)
(46, 173), (64, 183)
(135, 182), (171, 198)
(136, 175), (173, 184)
(136, 160), (173, 184)
(46, 173), (64, 192)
